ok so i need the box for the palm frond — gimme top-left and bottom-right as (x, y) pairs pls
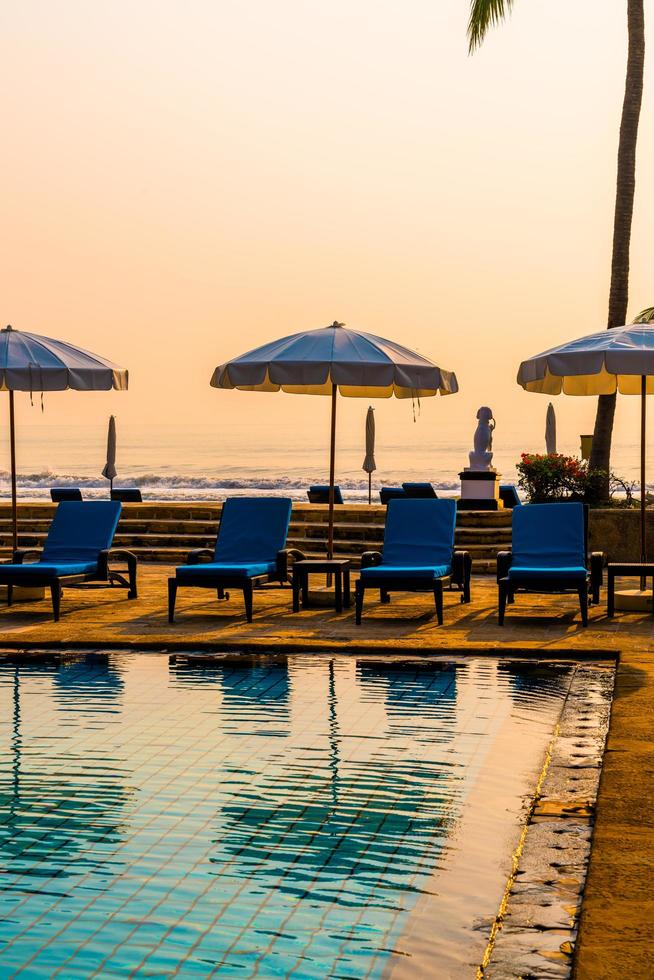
(467, 0), (514, 53)
(634, 307), (654, 323)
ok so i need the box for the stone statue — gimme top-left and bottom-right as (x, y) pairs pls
(468, 406), (495, 471)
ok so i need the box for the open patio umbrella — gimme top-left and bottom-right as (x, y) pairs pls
(518, 319), (654, 570)
(362, 406), (376, 505)
(211, 321), (458, 557)
(0, 325), (127, 550)
(545, 402), (557, 454)
(102, 415), (118, 492)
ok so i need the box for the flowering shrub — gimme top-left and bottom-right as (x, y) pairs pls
(516, 453), (605, 504)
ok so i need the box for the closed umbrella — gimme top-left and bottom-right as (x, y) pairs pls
(212, 321), (457, 558)
(102, 415), (117, 492)
(545, 402), (557, 454)
(0, 325), (127, 550)
(362, 406), (376, 505)
(518, 318), (654, 573)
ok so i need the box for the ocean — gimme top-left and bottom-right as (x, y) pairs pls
(0, 422), (647, 502)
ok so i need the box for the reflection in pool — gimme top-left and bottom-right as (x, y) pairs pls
(0, 653), (574, 978)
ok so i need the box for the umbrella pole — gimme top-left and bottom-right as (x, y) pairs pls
(327, 383), (337, 563)
(323, 382), (340, 576)
(368, 472), (371, 506)
(641, 375), (647, 588)
(9, 391), (17, 553)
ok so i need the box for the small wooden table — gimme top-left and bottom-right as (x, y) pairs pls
(292, 559), (351, 613)
(607, 562), (654, 616)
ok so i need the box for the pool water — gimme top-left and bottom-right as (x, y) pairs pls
(0, 653), (575, 978)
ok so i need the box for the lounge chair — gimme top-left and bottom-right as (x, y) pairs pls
(355, 498), (471, 625)
(402, 482), (438, 498)
(497, 502), (604, 627)
(111, 488), (143, 502)
(379, 487), (406, 505)
(0, 501), (137, 621)
(499, 484), (521, 508)
(168, 497), (303, 624)
(307, 485), (344, 504)
(50, 488), (82, 502)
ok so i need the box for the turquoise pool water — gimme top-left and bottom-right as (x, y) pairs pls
(0, 653), (573, 978)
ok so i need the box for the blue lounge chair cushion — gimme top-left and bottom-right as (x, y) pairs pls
(361, 563), (451, 582)
(176, 561), (277, 580)
(213, 498), (292, 564)
(379, 487), (406, 505)
(507, 565), (588, 582)
(41, 501), (122, 565)
(308, 485), (344, 504)
(0, 561), (99, 578)
(381, 498), (457, 569)
(511, 502), (586, 570)
(499, 484), (521, 508)
(402, 482), (437, 498)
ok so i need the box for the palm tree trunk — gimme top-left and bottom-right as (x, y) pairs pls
(589, 0), (645, 493)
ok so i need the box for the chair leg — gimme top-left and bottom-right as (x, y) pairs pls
(50, 583), (61, 622)
(127, 554), (138, 599)
(607, 570), (615, 617)
(217, 587), (226, 600)
(434, 581), (443, 626)
(292, 574), (301, 612)
(498, 581), (507, 625)
(243, 581), (254, 623)
(380, 588), (391, 604)
(462, 553), (472, 604)
(168, 578), (178, 623)
(578, 586), (588, 627)
(7, 584), (13, 607)
(355, 581), (365, 625)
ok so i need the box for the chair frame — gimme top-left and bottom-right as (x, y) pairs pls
(0, 547), (138, 621)
(496, 506), (604, 627)
(355, 549), (472, 626)
(168, 546), (306, 624)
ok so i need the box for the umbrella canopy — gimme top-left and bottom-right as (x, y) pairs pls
(212, 321), (457, 557)
(517, 322), (654, 395)
(0, 325), (127, 549)
(102, 415), (118, 487)
(0, 326), (127, 391)
(545, 402), (557, 455)
(518, 321), (654, 566)
(211, 322), (457, 397)
(362, 406), (376, 505)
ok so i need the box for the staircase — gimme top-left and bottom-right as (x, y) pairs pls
(0, 502), (512, 574)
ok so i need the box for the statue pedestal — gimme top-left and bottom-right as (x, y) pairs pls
(458, 469), (502, 511)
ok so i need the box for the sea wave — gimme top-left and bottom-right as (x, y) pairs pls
(0, 469), (462, 500)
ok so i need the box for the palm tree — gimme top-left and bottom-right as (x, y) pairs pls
(468, 0), (645, 497)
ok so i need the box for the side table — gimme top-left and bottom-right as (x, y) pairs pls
(292, 559), (351, 613)
(607, 562), (654, 617)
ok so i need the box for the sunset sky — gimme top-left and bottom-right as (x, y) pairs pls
(1, 0), (652, 464)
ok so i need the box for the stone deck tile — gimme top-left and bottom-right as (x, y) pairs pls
(0, 565), (648, 653)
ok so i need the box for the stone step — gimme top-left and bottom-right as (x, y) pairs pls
(454, 510), (513, 527)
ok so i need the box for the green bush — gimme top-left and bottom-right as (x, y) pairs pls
(516, 453), (606, 504)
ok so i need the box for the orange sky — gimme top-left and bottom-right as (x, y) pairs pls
(1, 0), (652, 462)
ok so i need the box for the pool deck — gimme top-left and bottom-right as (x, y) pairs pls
(0, 565), (652, 979)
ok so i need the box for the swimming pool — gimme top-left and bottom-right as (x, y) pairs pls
(0, 652), (577, 978)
